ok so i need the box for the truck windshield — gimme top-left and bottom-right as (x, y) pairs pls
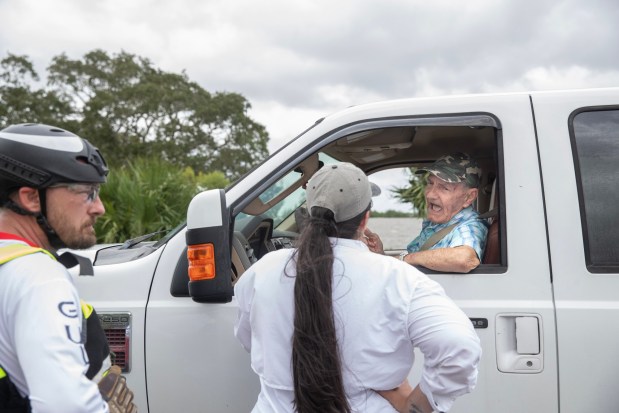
(235, 153), (337, 229)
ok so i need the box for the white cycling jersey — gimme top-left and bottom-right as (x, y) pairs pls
(0, 237), (108, 413)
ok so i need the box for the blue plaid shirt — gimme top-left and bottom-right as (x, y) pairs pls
(407, 207), (488, 259)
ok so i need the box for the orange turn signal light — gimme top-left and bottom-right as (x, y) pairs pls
(187, 243), (216, 280)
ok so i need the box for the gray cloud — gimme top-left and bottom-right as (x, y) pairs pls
(1, 0), (618, 130)
(159, 0), (619, 109)
(1, 0), (617, 210)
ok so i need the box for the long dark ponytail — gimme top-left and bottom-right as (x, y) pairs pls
(291, 205), (368, 413)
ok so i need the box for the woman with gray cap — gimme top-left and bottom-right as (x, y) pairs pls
(234, 162), (481, 413)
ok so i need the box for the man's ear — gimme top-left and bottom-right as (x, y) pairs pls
(12, 187), (42, 214)
(464, 188), (479, 208)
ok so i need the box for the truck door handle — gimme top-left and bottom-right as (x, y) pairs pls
(515, 316), (540, 354)
(496, 314), (543, 373)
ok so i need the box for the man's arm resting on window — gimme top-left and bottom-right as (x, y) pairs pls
(403, 245), (480, 273)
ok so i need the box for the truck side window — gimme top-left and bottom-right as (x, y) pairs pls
(571, 108), (619, 272)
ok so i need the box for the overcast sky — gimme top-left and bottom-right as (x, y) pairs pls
(1, 0), (618, 211)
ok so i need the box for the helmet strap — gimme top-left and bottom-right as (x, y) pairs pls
(4, 198), (34, 216)
(36, 189), (66, 250)
(2, 190), (66, 250)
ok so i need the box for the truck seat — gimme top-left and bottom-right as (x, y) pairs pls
(481, 179), (500, 265)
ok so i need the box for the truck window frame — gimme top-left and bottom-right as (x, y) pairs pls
(171, 113), (508, 296)
(569, 105), (619, 273)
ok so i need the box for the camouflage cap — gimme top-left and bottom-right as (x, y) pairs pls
(415, 152), (481, 188)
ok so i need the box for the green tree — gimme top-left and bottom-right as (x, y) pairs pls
(96, 157), (229, 243)
(0, 51), (262, 242)
(0, 50), (270, 180)
(0, 54), (70, 125)
(46, 50), (269, 179)
(391, 167), (428, 218)
(182, 167), (229, 192)
(370, 210), (415, 218)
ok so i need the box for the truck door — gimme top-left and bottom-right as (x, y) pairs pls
(401, 94), (559, 412)
(532, 89), (619, 413)
(224, 93), (561, 412)
(151, 93), (563, 412)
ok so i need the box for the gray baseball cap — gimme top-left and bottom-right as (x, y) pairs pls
(416, 152), (481, 188)
(306, 162), (381, 223)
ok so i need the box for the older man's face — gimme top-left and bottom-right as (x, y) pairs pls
(425, 175), (477, 224)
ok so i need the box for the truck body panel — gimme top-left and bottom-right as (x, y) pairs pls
(72, 88), (619, 412)
(533, 89), (619, 413)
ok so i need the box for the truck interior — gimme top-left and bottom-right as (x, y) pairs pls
(230, 121), (504, 283)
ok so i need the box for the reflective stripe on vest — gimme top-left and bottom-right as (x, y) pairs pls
(0, 243), (55, 264)
(81, 300), (94, 319)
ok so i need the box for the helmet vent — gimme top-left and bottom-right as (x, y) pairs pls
(78, 150), (109, 177)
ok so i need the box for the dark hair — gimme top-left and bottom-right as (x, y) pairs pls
(291, 204), (369, 413)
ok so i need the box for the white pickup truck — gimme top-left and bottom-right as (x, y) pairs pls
(72, 88), (619, 412)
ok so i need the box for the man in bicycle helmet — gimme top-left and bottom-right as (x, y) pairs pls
(0, 124), (136, 412)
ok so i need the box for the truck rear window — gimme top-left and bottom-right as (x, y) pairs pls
(571, 108), (619, 272)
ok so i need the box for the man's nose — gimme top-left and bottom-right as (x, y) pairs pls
(89, 195), (105, 216)
(425, 185), (437, 199)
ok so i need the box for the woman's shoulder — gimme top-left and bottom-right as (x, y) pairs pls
(255, 248), (296, 266)
(240, 248), (296, 280)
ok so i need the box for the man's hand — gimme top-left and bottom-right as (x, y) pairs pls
(363, 228), (385, 254)
(98, 365), (138, 413)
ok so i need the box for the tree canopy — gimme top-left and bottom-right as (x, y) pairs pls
(0, 50), (269, 241)
(0, 50), (269, 180)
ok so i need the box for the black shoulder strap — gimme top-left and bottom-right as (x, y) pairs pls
(56, 252), (94, 276)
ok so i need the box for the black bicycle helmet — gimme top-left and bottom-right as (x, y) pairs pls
(0, 123), (109, 249)
(0, 123), (108, 196)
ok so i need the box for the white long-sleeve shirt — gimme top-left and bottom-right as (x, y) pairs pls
(0, 238), (108, 413)
(234, 238), (481, 412)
